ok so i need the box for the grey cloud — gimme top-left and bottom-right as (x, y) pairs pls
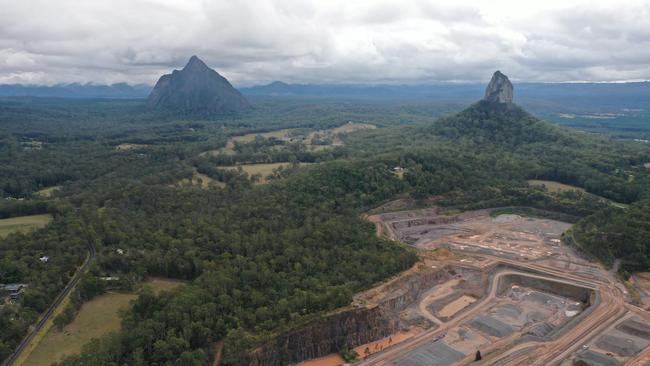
(0, 0), (648, 85)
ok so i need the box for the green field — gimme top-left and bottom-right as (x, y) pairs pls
(0, 214), (52, 238)
(527, 179), (586, 193)
(23, 279), (185, 366)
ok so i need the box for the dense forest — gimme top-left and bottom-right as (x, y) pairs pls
(1, 95), (649, 365)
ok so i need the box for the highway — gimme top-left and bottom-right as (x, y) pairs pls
(2, 241), (96, 366)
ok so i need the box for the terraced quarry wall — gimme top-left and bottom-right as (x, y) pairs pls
(496, 273), (594, 303)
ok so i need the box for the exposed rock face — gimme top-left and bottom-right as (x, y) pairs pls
(225, 265), (484, 366)
(228, 307), (400, 366)
(146, 56), (251, 114)
(484, 70), (513, 103)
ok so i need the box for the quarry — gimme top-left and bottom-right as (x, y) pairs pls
(294, 206), (650, 366)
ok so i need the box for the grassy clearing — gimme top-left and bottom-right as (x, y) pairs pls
(330, 122), (376, 134)
(144, 277), (186, 294)
(231, 129), (294, 144)
(35, 186), (61, 198)
(0, 214), (52, 238)
(527, 179), (586, 193)
(23, 292), (136, 366)
(115, 143), (148, 151)
(202, 129), (295, 156)
(527, 180), (628, 208)
(173, 169), (225, 189)
(23, 279), (185, 366)
(224, 163), (290, 184)
(224, 163), (315, 184)
(202, 123), (376, 156)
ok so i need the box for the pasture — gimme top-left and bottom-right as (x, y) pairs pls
(23, 278), (185, 366)
(527, 179), (586, 193)
(224, 162), (291, 184)
(0, 214), (52, 238)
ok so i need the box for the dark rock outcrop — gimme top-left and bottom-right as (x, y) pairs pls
(484, 70), (513, 103)
(146, 56), (251, 115)
(227, 307), (400, 366)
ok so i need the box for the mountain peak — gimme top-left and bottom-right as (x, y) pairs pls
(484, 70), (513, 103)
(146, 56), (251, 115)
(183, 55), (209, 71)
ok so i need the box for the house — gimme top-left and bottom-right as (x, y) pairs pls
(116, 248), (124, 255)
(1, 283), (28, 301)
(39, 256), (49, 262)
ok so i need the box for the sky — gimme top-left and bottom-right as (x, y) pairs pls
(0, 0), (649, 86)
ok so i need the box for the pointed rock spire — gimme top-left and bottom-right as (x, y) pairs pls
(146, 56), (251, 115)
(484, 71), (513, 103)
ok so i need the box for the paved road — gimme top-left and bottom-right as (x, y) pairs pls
(2, 241), (96, 366)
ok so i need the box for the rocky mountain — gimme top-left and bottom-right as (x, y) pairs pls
(432, 71), (572, 147)
(484, 70), (513, 103)
(146, 56), (251, 115)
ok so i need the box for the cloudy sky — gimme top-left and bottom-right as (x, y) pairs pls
(1, 0), (649, 86)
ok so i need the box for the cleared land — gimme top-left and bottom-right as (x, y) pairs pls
(223, 162), (313, 184)
(631, 272), (650, 310)
(115, 143), (148, 151)
(35, 186), (61, 197)
(527, 179), (586, 193)
(173, 169), (225, 189)
(24, 279), (185, 366)
(202, 123), (376, 156)
(438, 295), (476, 318)
(0, 214), (52, 238)
(296, 354), (345, 366)
(202, 129), (295, 156)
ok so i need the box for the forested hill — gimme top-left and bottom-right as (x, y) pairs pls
(424, 99), (650, 272)
(431, 100), (574, 147)
(572, 202), (650, 272)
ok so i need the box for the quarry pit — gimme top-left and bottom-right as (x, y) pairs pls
(297, 206), (650, 366)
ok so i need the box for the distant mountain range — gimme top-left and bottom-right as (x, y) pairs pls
(1, 80), (649, 111)
(0, 82), (151, 98)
